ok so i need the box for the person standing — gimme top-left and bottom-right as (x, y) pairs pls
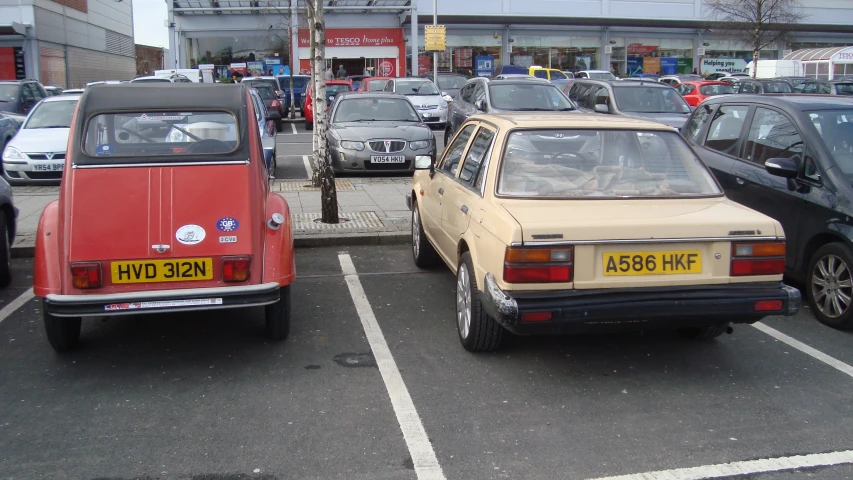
(337, 65), (347, 79)
(324, 66), (334, 80)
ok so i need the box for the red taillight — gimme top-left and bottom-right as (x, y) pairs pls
(521, 312), (553, 322)
(503, 247), (574, 284)
(222, 256), (251, 282)
(731, 241), (786, 276)
(754, 300), (783, 312)
(270, 99), (280, 108)
(70, 262), (102, 289)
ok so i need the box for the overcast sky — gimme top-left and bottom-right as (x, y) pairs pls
(133, 0), (169, 49)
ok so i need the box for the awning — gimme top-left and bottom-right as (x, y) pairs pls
(784, 46), (853, 61)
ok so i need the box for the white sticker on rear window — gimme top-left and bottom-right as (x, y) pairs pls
(138, 113), (186, 121)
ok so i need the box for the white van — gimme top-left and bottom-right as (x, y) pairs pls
(154, 69), (202, 83)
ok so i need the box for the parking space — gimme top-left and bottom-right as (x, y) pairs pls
(4, 246), (853, 479)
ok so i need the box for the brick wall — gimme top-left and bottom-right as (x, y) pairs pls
(135, 45), (164, 76)
(67, 46), (135, 87)
(51, 0), (87, 13)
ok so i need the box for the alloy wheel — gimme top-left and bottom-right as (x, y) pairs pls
(812, 253), (853, 319)
(456, 264), (471, 339)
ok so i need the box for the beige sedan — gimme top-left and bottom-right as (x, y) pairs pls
(407, 114), (801, 352)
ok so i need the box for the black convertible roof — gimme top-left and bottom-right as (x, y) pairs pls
(80, 84), (247, 116)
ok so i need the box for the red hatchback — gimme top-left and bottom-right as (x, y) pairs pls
(34, 84), (296, 352)
(304, 80), (353, 130)
(676, 80), (735, 107)
(358, 77), (393, 92)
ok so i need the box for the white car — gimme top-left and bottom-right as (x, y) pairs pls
(576, 70), (619, 80)
(1, 95), (80, 184)
(130, 74), (192, 84)
(383, 78), (449, 128)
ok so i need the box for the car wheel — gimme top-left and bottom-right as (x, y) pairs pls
(305, 121), (313, 131)
(808, 243), (853, 329)
(270, 156), (277, 177)
(265, 285), (291, 340)
(456, 252), (503, 352)
(275, 119), (283, 133)
(0, 212), (11, 288)
(444, 124), (451, 141)
(411, 200), (440, 268)
(44, 304), (82, 353)
(677, 324), (730, 340)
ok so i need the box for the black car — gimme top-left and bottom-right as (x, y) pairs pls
(246, 83), (284, 131)
(735, 79), (794, 94)
(794, 80), (853, 96)
(0, 80), (48, 122)
(567, 78), (692, 130)
(682, 94), (853, 328)
(420, 72), (468, 99)
(445, 77), (575, 137)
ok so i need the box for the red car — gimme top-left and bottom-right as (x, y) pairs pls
(676, 80), (735, 107)
(34, 84), (296, 352)
(304, 80), (354, 130)
(358, 77), (393, 92)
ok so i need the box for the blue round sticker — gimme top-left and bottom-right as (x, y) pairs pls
(216, 217), (239, 232)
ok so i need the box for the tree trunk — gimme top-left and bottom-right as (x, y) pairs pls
(310, 1), (339, 223)
(307, 5), (319, 184)
(288, 14), (296, 120)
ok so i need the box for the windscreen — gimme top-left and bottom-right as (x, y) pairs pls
(333, 97), (420, 123)
(253, 86), (277, 100)
(588, 72), (617, 80)
(497, 129), (721, 198)
(699, 84), (735, 95)
(278, 77), (309, 90)
(809, 110), (853, 174)
(395, 80), (439, 96)
(613, 86), (691, 114)
(82, 111), (239, 159)
(488, 84), (574, 111)
(437, 76), (467, 89)
(0, 85), (19, 103)
(762, 81), (793, 93)
(24, 100), (78, 129)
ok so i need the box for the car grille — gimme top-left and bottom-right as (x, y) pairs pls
(368, 141), (406, 153)
(365, 160), (411, 171)
(26, 153), (65, 161)
(27, 171), (63, 179)
(416, 105), (438, 110)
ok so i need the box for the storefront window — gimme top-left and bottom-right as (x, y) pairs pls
(512, 36), (600, 73)
(620, 37), (694, 76)
(186, 34), (289, 70)
(412, 34), (502, 76)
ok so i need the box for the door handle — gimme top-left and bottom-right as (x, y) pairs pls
(438, 188), (444, 195)
(461, 205), (468, 214)
(733, 170), (748, 185)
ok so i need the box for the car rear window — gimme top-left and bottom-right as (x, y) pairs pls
(836, 83), (853, 95)
(699, 84), (734, 96)
(82, 111), (239, 159)
(497, 129), (721, 198)
(252, 86), (277, 100)
(762, 81), (793, 93)
(278, 77), (309, 90)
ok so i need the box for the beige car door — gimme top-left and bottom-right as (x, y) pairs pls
(441, 125), (497, 259)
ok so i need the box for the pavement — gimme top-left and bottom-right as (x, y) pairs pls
(3, 245), (853, 479)
(7, 127), (447, 256)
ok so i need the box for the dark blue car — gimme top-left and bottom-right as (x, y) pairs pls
(276, 75), (311, 114)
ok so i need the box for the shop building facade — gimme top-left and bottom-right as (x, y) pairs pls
(168, 0), (853, 79)
(0, 0), (136, 87)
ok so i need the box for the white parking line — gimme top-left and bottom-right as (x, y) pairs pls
(290, 122), (297, 135)
(338, 253), (446, 480)
(302, 155), (312, 180)
(752, 321), (853, 379)
(589, 449), (853, 480)
(0, 288), (35, 325)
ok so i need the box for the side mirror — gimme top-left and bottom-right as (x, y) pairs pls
(765, 157), (799, 179)
(442, 94), (454, 103)
(441, 91), (449, 97)
(475, 99), (487, 112)
(594, 104), (609, 113)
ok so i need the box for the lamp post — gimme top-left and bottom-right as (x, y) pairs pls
(269, 27), (297, 120)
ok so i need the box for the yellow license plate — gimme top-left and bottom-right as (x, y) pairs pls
(603, 251), (702, 276)
(111, 258), (214, 284)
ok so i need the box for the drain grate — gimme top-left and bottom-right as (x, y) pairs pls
(276, 180), (355, 192)
(291, 211), (384, 230)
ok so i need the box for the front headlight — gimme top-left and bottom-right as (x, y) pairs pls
(439, 100), (448, 109)
(409, 140), (431, 150)
(340, 141), (364, 151)
(1, 145), (24, 160)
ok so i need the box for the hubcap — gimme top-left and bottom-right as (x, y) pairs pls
(412, 208), (420, 258)
(456, 264), (472, 339)
(812, 253), (853, 319)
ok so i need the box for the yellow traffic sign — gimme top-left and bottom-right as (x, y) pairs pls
(424, 25), (446, 51)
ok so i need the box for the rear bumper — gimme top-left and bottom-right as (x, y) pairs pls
(480, 273), (801, 335)
(44, 282), (281, 317)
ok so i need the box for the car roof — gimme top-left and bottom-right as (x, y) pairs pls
(579, 78), (669, 88)
(336, 91), (402, 99)
(704, 93), (853, 109)
(80, 84), (245, 116)
(42, 94), (80, 102)
(486, 78), (555, 85)
(472, 113), (676, 131)
(680, 80), (731, 86)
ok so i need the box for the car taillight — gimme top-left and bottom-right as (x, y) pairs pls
(503, 247), (573, 283)
(222, 256), (251, 282)
(70, 262), (102, 289)
(270, 99), (280, 108)
(730, 241), (786, 276)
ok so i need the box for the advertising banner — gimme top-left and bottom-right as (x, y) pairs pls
(627, 57), (643, 76)
(677, 58), (693, 74)
(247, 61), (264, 76)
(643, 57), (661, 75)
(418, 56), (431, 76)
(377, 59), (396, 77)
(701, 58), (748, 75)
(475, 56), (494, 77)
(456, 48), (473, 68)
(660, 57), (678, 75)
(230, 63), (247, 76)
(298, 28), (404, 48)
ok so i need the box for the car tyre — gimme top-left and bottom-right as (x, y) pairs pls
(444, 124), (452, 142)
(44, 305), (82, 353)
(305, 121), (313, 131)
(456, 252), (503, 352)
(265, 285), (291, 340)
(411, 200), (440, 268)
(807, 242), (853, 329)
(677, 324), (729, 340)
(0, 212), (12, 288)
(275, 119), (283, 132)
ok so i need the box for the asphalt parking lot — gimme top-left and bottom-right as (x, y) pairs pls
(2, 244), (853, 479)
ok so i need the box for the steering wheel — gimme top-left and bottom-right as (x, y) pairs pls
(187, 139), (231, 154)
(549, 150), (598, 170)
